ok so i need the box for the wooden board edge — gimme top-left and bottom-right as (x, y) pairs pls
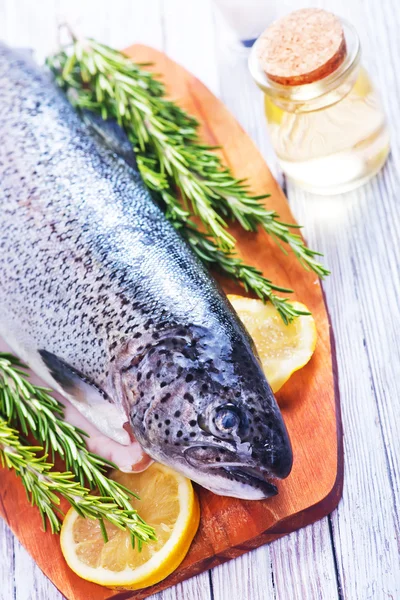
(268, 290), (344, 534)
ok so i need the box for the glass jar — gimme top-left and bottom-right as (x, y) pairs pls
(249, 18), (390, 195)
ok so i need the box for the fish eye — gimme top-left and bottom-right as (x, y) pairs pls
(214, 404), (241, 433)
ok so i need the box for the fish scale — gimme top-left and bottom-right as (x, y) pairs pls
(0, 43), (292, 499)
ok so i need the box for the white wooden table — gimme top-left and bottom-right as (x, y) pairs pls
(0, 0), (399, 598)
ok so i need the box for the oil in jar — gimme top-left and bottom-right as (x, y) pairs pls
(249, 9), (390, 195)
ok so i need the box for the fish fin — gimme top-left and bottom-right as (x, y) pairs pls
(38, 349), (109, 406)
(82, 111), (138, 170)
(39, 350), (131, 445)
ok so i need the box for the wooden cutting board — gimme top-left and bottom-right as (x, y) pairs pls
(0, 45), (343, 599)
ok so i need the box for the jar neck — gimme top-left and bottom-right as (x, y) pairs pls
(249, 18), (361, 113)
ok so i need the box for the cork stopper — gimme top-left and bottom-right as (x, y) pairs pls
(256, 8), (347, 86)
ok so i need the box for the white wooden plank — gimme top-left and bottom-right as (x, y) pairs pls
(0, 0), (164, 62)
(56, 0), (164, 52)
(268, 520), (340, 600)
(0, 521), (65, 600)
(211, 522), (340, 600)
(283, 0), (400, 596)
(153, 573), (212, 600)
(289, 180), (400, 599)
(0, 519), (15, 600)
(211, 545), (276, 600)
(102, 0), (164, 51)
(14, 538), (65, 600)
(0, 0), (59, 62)
(161, 0), (220, 97)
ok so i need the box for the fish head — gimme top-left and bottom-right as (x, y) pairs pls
(121, 324), (292, 500)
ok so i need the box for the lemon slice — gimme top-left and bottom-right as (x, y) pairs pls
(60, 463), (200, 590)
(228, 295), (317, 392)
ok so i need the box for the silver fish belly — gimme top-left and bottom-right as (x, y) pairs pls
(0, 44), (292, 499)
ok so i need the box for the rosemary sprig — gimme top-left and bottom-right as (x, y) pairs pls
(0, 354), (156, 545)
(0, 354), (130, 503)
(48, 39), (234, 249)
(179, 225), (309, 323)
(147, 186), (307, 322)
(47, 37), (329, 323)
(0, 417), (155, 545)
(0, 419), (64, 533)
(142, 186), (303, 322)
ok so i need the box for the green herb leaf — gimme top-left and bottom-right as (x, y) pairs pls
(46, 37), (329, 324)
(0, 354), (156, 544)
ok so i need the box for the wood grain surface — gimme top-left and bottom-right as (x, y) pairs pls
(0, 42), (342, 600)
(0, 1), (399, 599)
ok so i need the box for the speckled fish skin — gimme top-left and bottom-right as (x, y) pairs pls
(0, 44), (292, 499)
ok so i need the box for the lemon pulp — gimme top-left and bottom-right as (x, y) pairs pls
(228, 295), (317, 392)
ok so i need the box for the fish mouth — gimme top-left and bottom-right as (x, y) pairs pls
(220, 465), (278, 497)
(183, 445), (280, 498)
